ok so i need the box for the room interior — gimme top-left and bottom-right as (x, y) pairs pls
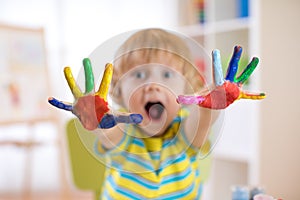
(0, 0), (299, 199)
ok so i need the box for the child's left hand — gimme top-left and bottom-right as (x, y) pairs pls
(177, 46), (266, 109)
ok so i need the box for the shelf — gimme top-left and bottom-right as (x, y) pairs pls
(213, 17), (251, 33)
(178, 17), (251, 37)
(177, 1), (260, 198)
(212, 146), (251, 163)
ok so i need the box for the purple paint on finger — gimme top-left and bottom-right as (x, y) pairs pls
(177, 95), (205, 105)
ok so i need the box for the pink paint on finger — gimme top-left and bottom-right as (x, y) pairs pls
(177, 95), (205, 105)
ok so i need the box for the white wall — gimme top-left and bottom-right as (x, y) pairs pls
(60, 0), (178, 87)
(259, 0), (300, 199)
(0, 0), (178, 194)
(0, 0), (64, 194)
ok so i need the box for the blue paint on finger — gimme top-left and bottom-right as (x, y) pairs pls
(114, 114), (143, 124)
(212, 49), (224, 86)
(48, 97), (73, 111)
(99, 114), (117, 129)
(127, 114), (143, 124)
(226, 46), (242, 81)
(98, 113), (143, 129)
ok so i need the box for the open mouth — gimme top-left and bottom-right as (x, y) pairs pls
(145, 102), (165, 120)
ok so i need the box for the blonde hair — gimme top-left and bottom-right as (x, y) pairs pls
(110, 28), (204, 104)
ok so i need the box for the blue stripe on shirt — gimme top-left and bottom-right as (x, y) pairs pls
(120, 173), (159, 190)
(121, 152), (154, 171)
(160, 152), (187, 169)
(161, 167), (192, 185)
(132, 138), (144, 147)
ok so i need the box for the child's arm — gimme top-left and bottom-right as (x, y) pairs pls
(183, 104), (219, 148)
(48, 58), (142, 148)
(178, 46), (266, 148)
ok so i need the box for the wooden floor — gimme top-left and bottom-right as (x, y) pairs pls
(0, 190), (94, 200)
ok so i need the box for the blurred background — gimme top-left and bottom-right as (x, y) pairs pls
(0, 0), (299, 199)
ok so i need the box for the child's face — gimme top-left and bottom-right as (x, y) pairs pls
(116, 57), (187, 137)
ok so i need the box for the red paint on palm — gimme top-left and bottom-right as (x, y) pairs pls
(73, 95), (109, 130)
(199, 81), (240, 109)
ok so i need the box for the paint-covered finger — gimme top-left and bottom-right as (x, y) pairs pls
(98, 113), (143, 129)
(226, 46), (242, 82)
(98, 114), (116, 129)
(239, 91), (266, 100)
(48, 97), (73, 111)
(177, 95), (205, 105)
(64, 67), (83, 98)
(235, 57), (259, 84)
(83, 58), (94, 94)
(115, 114), (143, 124)
(212, 49), (224, 86)
(96, 63), (113, 101)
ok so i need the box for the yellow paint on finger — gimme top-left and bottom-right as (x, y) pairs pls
(239, 91), (266, 100)
(64, 67), (83, 98)
(96, 63), (113, 101)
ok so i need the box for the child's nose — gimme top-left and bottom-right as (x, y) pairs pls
(144, 82), (161, 92)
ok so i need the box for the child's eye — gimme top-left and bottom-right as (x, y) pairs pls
(163, 71), (172, 79)
(135, 71), (146, 79)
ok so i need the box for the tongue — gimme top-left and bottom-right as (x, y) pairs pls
(149, 104), (164, 120)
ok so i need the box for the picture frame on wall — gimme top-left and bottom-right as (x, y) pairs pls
(0, 24), (52, 124)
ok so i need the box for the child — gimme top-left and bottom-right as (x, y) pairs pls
(49, 28), (265, 199)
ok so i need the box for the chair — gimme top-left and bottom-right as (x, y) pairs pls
(66, 118), (106, 200)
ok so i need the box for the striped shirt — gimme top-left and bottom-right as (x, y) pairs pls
(95, 111), (205, 200)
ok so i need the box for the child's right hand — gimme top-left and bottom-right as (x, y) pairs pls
(48, 58), (143, 130)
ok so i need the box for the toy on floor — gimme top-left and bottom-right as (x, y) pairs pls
(48, 58), (143, 130)
(231, 186), (282, 200)
(253, 194), (282, 200)
(177, 46), (265, 109)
